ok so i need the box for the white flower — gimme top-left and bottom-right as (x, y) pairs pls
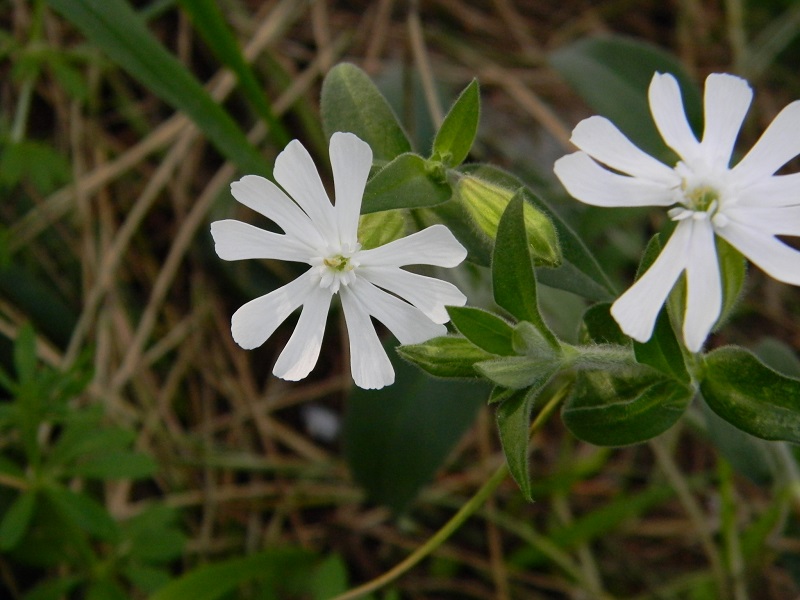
(554, 72), (800, 352)
(211, 132), (468, 389)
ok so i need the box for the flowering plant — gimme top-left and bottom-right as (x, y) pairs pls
(213, 61), (800, 505)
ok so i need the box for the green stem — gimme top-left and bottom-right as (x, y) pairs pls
(332, 388), (565, 600)
(718, 458), (749, 600)
(10, 0), (45, 143)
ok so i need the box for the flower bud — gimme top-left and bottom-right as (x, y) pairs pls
(457, 176), (561, 266)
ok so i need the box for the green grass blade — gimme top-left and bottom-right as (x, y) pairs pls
(47, 0), (268, 176)
(178, 0), (290, 147)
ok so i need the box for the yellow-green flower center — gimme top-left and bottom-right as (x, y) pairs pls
(323, 255), (352, 271)
(684, 184), (719, 213)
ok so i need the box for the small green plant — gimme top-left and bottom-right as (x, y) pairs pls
(0, 324), (183, 599)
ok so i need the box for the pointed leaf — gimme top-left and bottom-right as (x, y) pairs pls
(45, 486), (118, 541)
(582, 302), (627, 345)
(13, 322), (37, 384)
(496, 383), (551, 501)
(447, 306), (514, 356)
(432, 79), (480, 167)
(179, 0), (290, 146)
(634, 310), (689, 382)
(0, 491), (36, 551)
(477, 356), (560, 389)
(492, 194), (558, 347)
(149, 549), (316, 600)
(320, 63), (411, 163)
(362, 153), (451, 213)
(700, 346), (800, 443)
(398, 335), (494, 379)
(66, 450), (157, 480)
(47, 0), (268, 176)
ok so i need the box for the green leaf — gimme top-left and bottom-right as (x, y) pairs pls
(432, 79), (480, 167)
(716, 236), (747, 328)
(86, 580), (128, 600)
(581, 302), (627, 345)
(67, 450), (157, 480)
(320, 63), (412, 163)
(22, 576), (82, 600)
(0, 261), (78, 347)
(46, 0), (267, 176)
(361, 153), (451, 213)
(496, 386), (548, 501)
(149, 549), (316, 600)
(492, 194), (558, 348)
(344, 346), (487, 512)
(125, 506), (186, 562)
(398, 335), (495, 378)
(310, 554), (349, 600)
(45, 485), (119, 541)
(49, 418), (134, 466)
(0, 491), (36, 551)
(700, 346), (800, 443)
(357, 210), (406, 249)
(179, 0), (290, 146)
(477, 355), (560, 389)
(635, 310), (689, 382)
(562, 366), (693, 446)
(549, 35), (702, 160)
(461, 164), (615, 300)
(446, 306), (514, 356)
(755, 338), (800, 378)
(13, 322), (37, 384)
(512, 321), (558, 358)
(622, 233), (689, 381)
(123, 565), (172, 595)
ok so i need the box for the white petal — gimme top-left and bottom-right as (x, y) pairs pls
(724, 205), (800, 236)
(682, 219), (721, 352)
(349, 278), (446, 344)
(230, 271), (316, 349)
(738, 173), (800, 208)
(731, 100), (800, 187)
(210, 220), (312, 262)
(272, 285), (333, 381)
(340, 286), (395, 389)
(717, 222), (800, 285)
(273, 139), (338, 243)
(610, 221), (692, 342)
(700, 73), (752, 169)
(648, 72), (701, 163)
(330, 132), (372, 246)
(359, 224), (467, 268)
(230, 175), (324, 247)
(570, 116), (675, 183)
(554, 152), (676, 207)
(359, 266), (466, 323)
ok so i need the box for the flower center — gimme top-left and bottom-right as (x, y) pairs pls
(669, 178), (722, 223)
(684, 184), (719, 213)
(312, 243), (362, 293)
(323, 255), (352, 271)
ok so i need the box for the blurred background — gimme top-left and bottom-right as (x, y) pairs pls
(2, 0), (800, 598)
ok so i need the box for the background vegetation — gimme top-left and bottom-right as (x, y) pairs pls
(1, 0), (800, 598)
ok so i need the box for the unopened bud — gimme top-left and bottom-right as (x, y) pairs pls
(457, 176), (561, 266)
